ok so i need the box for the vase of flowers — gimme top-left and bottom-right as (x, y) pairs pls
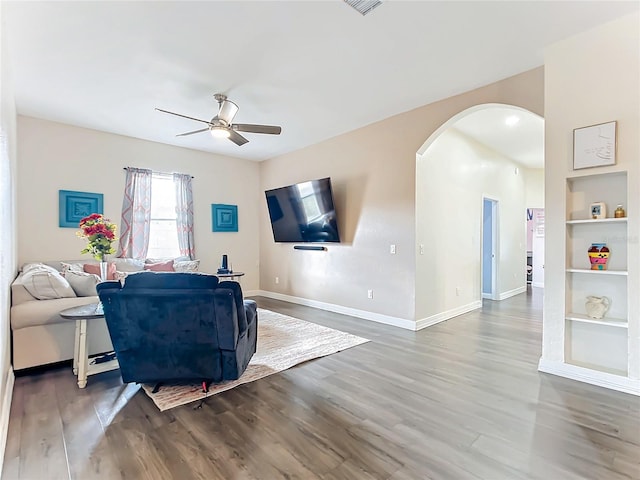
(77, 214), (118, 281)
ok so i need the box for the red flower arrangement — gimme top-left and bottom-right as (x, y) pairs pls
(77, 213), (118, 261)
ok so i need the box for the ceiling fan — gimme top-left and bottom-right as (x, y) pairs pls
(156, 93), (282, 146)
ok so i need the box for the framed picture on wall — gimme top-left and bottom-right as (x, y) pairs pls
(59, 190), (104, 228)
(211, 204), (238, 232)
(573, 121), (617, 170)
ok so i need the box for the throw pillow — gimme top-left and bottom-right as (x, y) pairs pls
(83, 262), (117, 280)
(65, 270), (101, 297)
(145, 257), (172, 264)
(112, 258), (145, 272)
(174, 260), (200, 272)
(21, 265), (76, 300)
(61, 262), (84, 276)
(22, 262), (59, 274)
(144, 260), (175, 272)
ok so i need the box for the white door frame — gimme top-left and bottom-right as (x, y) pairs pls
(481, 197), (499, 300)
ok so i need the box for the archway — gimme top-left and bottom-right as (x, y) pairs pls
(414, 103), (543, 326)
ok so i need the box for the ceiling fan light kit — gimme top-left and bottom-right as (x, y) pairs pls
(156, 93), (282, 146)
(210, 127), (230, 139)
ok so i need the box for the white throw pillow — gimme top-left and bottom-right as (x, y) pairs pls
(22, 262), (59, 274)
(112, 258), (145, 272)
(174, 260), (200, 272)
(61, 262), (84, 275)
(21, 265), (76, 300)
(65, 270), (101, 297)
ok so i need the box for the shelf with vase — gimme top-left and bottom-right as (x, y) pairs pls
(565, 313), (627, 328)
(566, 217), (627, 225)
(565, 268), (628, 276)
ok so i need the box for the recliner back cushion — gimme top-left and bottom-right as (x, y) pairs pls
(123, 271), (218, 290)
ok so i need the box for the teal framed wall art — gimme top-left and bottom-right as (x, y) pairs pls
(59, 190), (104, 228)
(211, 204), (238, 232)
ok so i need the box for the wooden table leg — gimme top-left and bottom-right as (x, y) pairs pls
(77, 319), (88, 388)
(73, 319), (80, 375)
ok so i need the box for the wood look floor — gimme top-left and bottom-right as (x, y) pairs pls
(3, 289), (640, 480)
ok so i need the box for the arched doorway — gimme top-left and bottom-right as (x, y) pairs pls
(414, 103), (543, 325)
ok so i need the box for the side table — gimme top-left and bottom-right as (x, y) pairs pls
(217, 271), (245, 282)
(59, 303), (119, 388)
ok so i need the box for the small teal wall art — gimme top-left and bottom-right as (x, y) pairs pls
(212, 204), (238, 232)
(59, 190), (104, 228)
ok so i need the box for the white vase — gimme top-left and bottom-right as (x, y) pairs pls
(585, 295), (610, 319)
(99, 261), (108, 282)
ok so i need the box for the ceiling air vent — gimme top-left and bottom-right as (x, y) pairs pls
(344, 0), (382, 16)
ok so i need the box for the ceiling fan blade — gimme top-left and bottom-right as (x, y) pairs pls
(228, 129), (249, 146)
(156, 108), (211, 125)
(232, 123), (282, 135)
(176, 128), (209, 137)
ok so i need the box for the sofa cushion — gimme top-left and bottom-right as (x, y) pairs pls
(19, 266), (76, 300)
(10, 295), (98, 329)
(65, 270), (101, 297)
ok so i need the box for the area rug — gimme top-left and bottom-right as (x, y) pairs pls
(141, 308), (369, 411)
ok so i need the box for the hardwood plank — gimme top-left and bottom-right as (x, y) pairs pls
(4, 288), (640, 480)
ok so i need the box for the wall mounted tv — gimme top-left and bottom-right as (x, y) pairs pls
(265, 177), (341, 243)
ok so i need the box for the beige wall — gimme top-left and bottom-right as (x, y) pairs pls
(260, 68), (543, 324)
(524, 168), (544, 208)
(17, 117), (261, 291)
(0, 1), (18, 467)
(543, 13), (639, 375)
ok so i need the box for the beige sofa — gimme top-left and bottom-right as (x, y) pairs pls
(11, 260), (113, 370)
(10, 258), (201, 370)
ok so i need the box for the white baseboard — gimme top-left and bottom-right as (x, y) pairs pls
(416, 301), (482, 330)
(498, 286), (527, 300)
(0, 367), (15, 474)
(253, 290), (418, 330)
(538, 358), (639, 396)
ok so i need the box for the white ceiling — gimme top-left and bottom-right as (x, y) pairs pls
(453, 107), (544, 169)
(4, 1), (638, 162)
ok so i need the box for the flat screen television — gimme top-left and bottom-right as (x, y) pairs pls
(265, 177), (341, 243)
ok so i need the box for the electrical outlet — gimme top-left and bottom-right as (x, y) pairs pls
(367, 289), (374, 299)
(419, 244), (425, 255)
(275, 276), (279, 284)
(390, 244), (396, 254)
(456, 287), (461, 296)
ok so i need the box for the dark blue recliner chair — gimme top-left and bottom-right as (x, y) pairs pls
(96, 272), (257, 389)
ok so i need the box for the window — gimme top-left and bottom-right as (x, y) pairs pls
(147, 174), (180, 259)
(296, 181), (322, 222)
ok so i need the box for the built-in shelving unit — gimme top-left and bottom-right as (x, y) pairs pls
(564, 171), (629, 378)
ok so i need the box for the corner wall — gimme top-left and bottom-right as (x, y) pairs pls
(0, 1), (18, 470)
(16, 117), (261, 290)
(259, 68), (543, 325)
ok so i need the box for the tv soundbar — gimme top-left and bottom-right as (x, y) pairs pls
(293, 245), (326, 251)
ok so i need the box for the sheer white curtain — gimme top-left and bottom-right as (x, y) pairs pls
(117, 168), (152, 260)
(174, 173), (195, 259)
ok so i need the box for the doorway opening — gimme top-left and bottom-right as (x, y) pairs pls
(482, 197), (498, 300)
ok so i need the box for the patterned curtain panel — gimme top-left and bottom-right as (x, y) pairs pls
(117, 168), (152, 259)
(174, 173), (195, 260)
